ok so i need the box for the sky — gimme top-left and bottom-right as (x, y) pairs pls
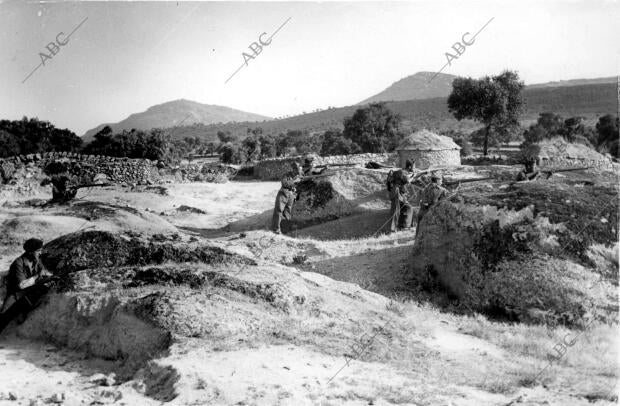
(0, 0), (618, 135)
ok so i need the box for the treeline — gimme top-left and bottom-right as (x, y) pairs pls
(218, 103), (405, 163)
(0, 117), (82, 158)
(2, 106), (617, 163)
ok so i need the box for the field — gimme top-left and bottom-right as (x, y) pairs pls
(0, 169), (618, 406)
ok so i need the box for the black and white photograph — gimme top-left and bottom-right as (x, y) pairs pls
(0, 0), (618, 404)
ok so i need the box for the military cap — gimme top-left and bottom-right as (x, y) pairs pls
(23, 238), (43, 252)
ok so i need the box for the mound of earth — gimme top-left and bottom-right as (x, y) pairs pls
(410, 180), (618, 326)
(41, 230), (254, 276)
(13, 230), (419, 396)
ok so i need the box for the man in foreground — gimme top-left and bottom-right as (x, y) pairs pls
(0, 238), (55, 333)
(416, 173), (448, 237)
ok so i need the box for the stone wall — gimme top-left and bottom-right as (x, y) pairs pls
(0, 152), (152, 185)
(254, 153), (397, 181)
(397, 149), (461, 169)
(0, 152), (236, 186)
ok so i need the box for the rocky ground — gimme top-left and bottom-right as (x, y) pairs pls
(0, 168), (618, 405)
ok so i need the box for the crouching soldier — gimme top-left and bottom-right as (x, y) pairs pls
(40, 162), (78, 203)
(516, 158), (541, 182)
(416, 173), (448, 237)
(0, 238), (55, 334)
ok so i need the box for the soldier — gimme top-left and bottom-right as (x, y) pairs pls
(405, 159), (415, 172)
(0, 238), (54, 333)
(516, 158), (541, 181)
(40, 162), (78, 203)
(302, 155), (326, 176)
(271, 162), (302, 234)
(387, 169), (413, 233)
(416, 173), (448, 236)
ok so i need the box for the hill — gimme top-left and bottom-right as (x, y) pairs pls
(359, 72), (458, 104)
(361, 72), (616, 105)
(161, 82), (617, 142)
(82, 99), (271, 140)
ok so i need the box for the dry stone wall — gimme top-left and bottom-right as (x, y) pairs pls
(254, 153), (397, 181)
(0, 152), (234, 185)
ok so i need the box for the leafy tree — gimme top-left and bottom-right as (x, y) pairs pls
(321, 129), (361, 155)
(448, 70), (524, 155)
(217, 130), (237, 144)
(343, 103), (401, 153)
(596, 114), (619, 157)
(0, 130), (20, 157)
(0, 117), (82, 157)
(258, 135), (276, 159)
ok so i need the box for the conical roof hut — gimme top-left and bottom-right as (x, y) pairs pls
(396, 130), (461, 169)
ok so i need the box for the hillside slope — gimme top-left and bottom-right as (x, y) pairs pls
(159, 82), (617, 141)
(82, 99), (271, 139)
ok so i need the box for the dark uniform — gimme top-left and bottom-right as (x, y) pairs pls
(416, 175), (448, 236)
(516, 160), (540, 181)
(387, 170), (413, 232)
(0, 239), (52, 333)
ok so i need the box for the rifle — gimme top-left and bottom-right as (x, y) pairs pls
(541, 167), (591, 179)
(443, 177), (494, 187)
(73, 183), (112, 190)
(315, 163), (359, 169)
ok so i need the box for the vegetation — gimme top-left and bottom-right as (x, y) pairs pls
(0, 117), (82, 158)
(521, 112), (619, 157)
(448, 71), (525, 155)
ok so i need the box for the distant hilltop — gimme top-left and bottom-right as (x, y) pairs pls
(359, 72), (617, 104)
(82, 99), (271, 139)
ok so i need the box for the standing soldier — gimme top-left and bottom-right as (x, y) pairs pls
(416, 173), (448, 236)
(387, 169), (413, 233)
(271, 162), (302, 234)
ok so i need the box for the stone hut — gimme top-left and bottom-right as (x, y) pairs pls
(396, 129), (461, 169)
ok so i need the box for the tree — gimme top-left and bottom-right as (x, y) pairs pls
(343, 103), (401, 153)
(0, 117), (82, 156)
(217, 130), (237, 144)
(321, 129), (361, 155)
(596, 114), (619, 157)
(448, 70), (524, 155)
(0, 130), (20, 158)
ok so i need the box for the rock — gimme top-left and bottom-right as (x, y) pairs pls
(8, 392), (17, 401)
(49, 392), (65, 403)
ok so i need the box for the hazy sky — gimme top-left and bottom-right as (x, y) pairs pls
(0, 0), (618, 135)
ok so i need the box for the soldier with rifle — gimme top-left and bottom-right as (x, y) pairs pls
(516, 157), (541, 182)
(41, 161), (110, 203)
(302, 155), (328, 176)
(386, 169), (414, 233)
(415, 173), (448, 236)
(272, 162), (303, 234)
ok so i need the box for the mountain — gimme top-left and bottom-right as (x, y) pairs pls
(161, 82), (616, 141)
(360, 72), (616, 105)
(359, 72), (458, 104)
(82, 99), (271, 139)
